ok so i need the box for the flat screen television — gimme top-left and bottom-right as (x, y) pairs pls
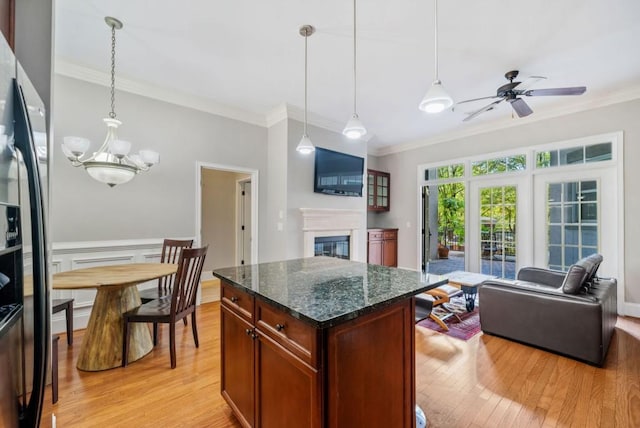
(314, 147), (364, 197)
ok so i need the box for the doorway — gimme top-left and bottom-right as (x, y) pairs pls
(196, 162), (259, 303)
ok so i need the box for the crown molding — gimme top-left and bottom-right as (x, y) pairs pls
(55, 59), (267, 128)
(372, 85), (640, 157)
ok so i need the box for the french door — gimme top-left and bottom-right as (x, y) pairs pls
(533, 168), (617, 278)
(469, 177), (532, 279)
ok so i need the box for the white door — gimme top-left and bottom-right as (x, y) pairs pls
(533, 168), (618, 278)
(469, 177), (532, 279)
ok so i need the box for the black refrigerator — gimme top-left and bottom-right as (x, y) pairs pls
(0, 29), (51, 428)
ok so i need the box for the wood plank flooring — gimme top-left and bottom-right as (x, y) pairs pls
(44, 302), (640, 427)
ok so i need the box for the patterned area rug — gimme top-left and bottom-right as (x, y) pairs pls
(416, 297), (481, 341)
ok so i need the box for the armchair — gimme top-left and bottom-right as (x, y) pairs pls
(479, 254), (617, 366)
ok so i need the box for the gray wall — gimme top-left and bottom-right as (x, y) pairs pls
(201, 168), (250, 271)
(263, 119), (288, 262)
(375, 99), (640, 304)
(285, 119), (368, 261)
(52, 75), (268, 253)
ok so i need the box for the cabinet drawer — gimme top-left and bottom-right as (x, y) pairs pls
(255, 300), (318, 367)
(383, 230), (397, 239)
(368, 231), (383, 240)
(221, 281), (254, 321)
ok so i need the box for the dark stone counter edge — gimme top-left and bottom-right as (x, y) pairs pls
(212, 273), (448, 329)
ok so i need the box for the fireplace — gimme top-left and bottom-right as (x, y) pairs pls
(314, 236), (350, 259)
(300, 208), (364, 261)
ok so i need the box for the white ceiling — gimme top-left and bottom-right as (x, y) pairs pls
(54, 0), (640, 153)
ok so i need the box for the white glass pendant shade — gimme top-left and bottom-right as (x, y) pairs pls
(108, 139), (131, 158)
(296, 134), (315, 155)
(85, 163), (137, 187)
(342, 114), (367, 139)
(62, 136), (91, 157)
(418, 80), (454, 113)
(139, 149), (160, 166)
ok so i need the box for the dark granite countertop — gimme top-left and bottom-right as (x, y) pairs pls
(212, 256), (447, 329)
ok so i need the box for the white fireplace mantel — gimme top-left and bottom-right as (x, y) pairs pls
(300, 208), (365, 261)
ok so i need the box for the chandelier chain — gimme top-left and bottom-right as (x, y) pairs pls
(110, 23), (117, 119)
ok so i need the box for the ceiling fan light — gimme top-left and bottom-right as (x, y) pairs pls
(342, 114), (367, 139)
(419, 80), (454, 113)
(296, 134), (315, 155)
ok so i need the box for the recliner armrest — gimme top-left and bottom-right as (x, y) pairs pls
(516, 267), (566, 287)
(481, 279), (598, 303)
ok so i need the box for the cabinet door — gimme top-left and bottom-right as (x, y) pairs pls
(221, 305), (255, 427)
(367, 239), (383, 265)
(383, 238), (398, 267)
(255, 333), (321, 428)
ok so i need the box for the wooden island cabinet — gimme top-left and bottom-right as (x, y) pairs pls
(214, 257), (447, 428)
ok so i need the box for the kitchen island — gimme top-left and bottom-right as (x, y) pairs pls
(213, 257), (447, 428)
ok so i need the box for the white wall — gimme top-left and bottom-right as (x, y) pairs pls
(201, 168), (250, 271)
(52, 75), (268, 251)
(375, 98), (640, 307)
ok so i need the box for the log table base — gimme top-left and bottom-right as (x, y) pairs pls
(77, 285), (153, 371)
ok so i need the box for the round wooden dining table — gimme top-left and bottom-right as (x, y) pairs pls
(53, 263), (178, 371)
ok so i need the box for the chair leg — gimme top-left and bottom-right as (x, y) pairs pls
(122, 318), (130, 367)
(429, 313), (450, 331)
(65, 304), (73, 346)
(153, 323), (158, 346)
(52, 335), (59, 404)
(183, 317), (188, 326)
(170, 323), (176, 369)
(191, 312), (199, 348)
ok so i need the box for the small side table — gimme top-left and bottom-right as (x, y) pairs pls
(445, 271), (497, 311)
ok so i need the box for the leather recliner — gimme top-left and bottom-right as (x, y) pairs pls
(478, 254), (617, 366)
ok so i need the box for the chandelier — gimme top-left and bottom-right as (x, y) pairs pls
(62, 16), (159, 187)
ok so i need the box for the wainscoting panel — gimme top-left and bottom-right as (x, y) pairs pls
(50, 239), (191, 335)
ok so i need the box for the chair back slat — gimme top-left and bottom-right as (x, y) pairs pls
(171, 246), (208, 317)
(158, 239), (194, 295)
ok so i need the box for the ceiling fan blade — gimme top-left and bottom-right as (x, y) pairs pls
(525, 87), (587, 96)
(463, 99), (504, 122)
(455, 95), (501, 106)
(513, 75), (547, 92)
(509, 98), (533, 117)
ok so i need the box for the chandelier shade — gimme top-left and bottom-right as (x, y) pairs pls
(62, 16), (159, 187)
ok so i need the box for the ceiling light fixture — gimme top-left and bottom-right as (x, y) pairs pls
(62, 16), (159, 187)
(296, 25), (316, 155)
(418, 0), (453, 113)
(342, 0), (366, 139)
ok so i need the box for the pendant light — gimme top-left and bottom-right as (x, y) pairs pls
(296, 25), (316, 154)
(418, 0), (453, 113)
(342, 0), (367, 139)
(62, 17), (160, 187)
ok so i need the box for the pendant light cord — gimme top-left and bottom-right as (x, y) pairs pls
(304, 31), (308, 135)
(110, 23), (117, 119)
(433, 0), (439, 81)
(353, 0), (357, 114)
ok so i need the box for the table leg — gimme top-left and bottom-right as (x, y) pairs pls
(461, 285), (478, 312)
(76, 285), (153, 371)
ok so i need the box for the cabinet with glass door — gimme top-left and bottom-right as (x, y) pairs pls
(367, 169), (390, 212)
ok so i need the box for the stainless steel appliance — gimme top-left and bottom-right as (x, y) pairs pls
(0, 29), (50, 428)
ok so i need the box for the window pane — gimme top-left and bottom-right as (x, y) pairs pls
(472, 161), (487, 176)
(451, 164), (465, 177)
(507, 155), (527, 171)
(537, 151), (552, 168)
(565, 246), (579, 265)
(585, 143), (612, 163)
(581, 180), (597, 201)
(581, 203), (597, 223)
(549, 225), (562, 245)
(563, 182), (580, 202)
(581, 247), (597, 258)
(564, 204), (579, 223)
(548, 183), (562, 202)
(559, 147), (584, 165)
(549, 245), (562, 266)
(549, 206), (562, 223)
(565, 226), (579, 245)
(582, 226), (597, 246)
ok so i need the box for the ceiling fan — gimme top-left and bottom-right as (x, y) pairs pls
(456, 70), (586, 122)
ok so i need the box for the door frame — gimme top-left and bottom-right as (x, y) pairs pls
(236, 177), (252, 266)
(195, 161), (259, 275)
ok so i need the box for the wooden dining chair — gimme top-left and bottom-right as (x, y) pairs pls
(139, 238), (194, 304)
(52, 298), (74, 345)
(122, 245), (208, 369)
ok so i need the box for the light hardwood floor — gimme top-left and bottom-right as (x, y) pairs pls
(44, 302), (640, 427)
